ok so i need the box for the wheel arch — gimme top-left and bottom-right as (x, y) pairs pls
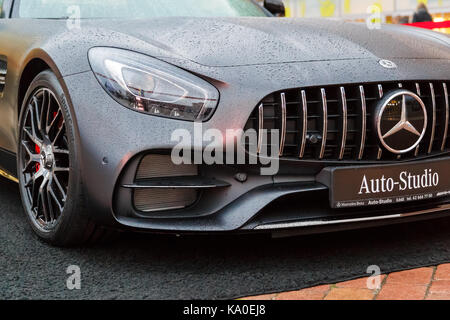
(17, 49), (66, 119)
(16, 50), (80, 156)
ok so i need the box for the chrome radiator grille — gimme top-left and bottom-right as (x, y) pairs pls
(244, 81), (449, 162)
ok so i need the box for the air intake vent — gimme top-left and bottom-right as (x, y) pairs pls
(134, 188), (197, 212)
(136, 154), (198, 179)
(116, 154), (230, 216)
(244, 81), (449, 162)
(132, 154), (198, 212)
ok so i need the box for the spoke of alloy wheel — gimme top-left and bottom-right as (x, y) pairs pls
(46, 177), (56, 222)
(24, 127), (42, 148)
(41, 90), (48, 133)
(53, 147), (69, 155)
(53, 125), (65, 145)
(30, 174), (42, 215)
(24, 166), (42, 187)
(38, 91), (48, 137)
(32, 96), (43, 134)
(52, 174), (67, 201)
(37, 177), (50, 222)
(48, 186), (63, 215)
(44, 90), (53, 135)
(24, 174), (33, 188)
(21, 140), (34, 156)
(47, 110), (61, 135)
(21, 141), (40, 173)
(27, 105), (43, 146)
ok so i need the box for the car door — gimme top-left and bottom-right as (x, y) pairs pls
(0, 0), (6, 99)
(0, 0), (8, 147)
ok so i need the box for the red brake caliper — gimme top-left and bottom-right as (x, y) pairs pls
(35, 112), (59, 172)
(35, 144), (41, 172)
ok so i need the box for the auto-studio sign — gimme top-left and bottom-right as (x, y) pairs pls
(317, 159), (449, 208)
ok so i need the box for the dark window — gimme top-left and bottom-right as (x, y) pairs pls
(16, 0), (267, 19)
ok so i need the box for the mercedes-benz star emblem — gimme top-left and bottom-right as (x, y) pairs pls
(375, 89), (427, 154)
(379, 59), (397, 69)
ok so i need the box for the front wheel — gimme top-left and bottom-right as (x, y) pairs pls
(17, 70), (115, 246)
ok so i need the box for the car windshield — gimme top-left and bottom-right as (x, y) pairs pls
(17, 0), (268, 19)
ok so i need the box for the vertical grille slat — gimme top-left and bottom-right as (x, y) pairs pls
(279, 92), (287, 156)
(319, 88), (328, 160)
(299, 90), (308, 158)
(414, 83), (421, 156)
(378, 84), (384, 99)
(442, 83), (449, 151)
(428, 83), (436, 154)
(396, 84), (403, 160)
(416, 83), (422, 96)
(257, 103), (264, 154)
(377, 84), (384, 160)
(246, 80), (449, 162)
(358, 85), (367, 160)
(338, 87), (348, 160)
(377, 148), (383, 160)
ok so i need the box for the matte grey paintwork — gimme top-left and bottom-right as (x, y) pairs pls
(0, 14), (449, 231)
(1, 17), (449, 152)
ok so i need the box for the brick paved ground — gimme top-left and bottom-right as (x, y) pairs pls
(242, 264), (450, 300)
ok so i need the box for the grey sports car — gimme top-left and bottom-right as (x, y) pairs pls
(0, 0), (449, 246)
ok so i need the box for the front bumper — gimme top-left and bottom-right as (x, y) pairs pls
(61, 59), (450, 234)
(111, 153), (450, 234)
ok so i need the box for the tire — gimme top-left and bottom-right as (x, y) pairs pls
(17, 70), (117, 246)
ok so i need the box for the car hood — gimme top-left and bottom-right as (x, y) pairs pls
(87, 17), (450, 67)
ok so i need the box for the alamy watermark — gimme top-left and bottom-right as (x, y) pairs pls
(366, 5), (382, 30)
(66, 265), (81, 290)
(66, 5), (81, 30)
(366, 265), (382, 290)
(171, 123), (280, 176)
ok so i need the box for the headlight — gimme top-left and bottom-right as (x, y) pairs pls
(88, 47), (219, 121)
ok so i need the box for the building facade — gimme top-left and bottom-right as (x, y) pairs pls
(282, 0), (450, 20)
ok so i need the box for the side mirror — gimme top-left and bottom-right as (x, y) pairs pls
(264, 0), (285, 16)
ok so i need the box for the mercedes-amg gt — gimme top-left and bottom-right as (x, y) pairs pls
(0, 0), (449, 245)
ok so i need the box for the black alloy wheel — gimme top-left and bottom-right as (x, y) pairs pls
(19, 87), (70, 231)
(17, 70), (117, 246)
